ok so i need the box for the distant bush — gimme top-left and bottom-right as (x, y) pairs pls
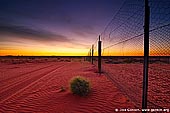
(70, 76), (90, 96)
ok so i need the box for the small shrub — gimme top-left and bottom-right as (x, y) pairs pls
(70, 76), (90, 96)
(60, 86), (66, 92)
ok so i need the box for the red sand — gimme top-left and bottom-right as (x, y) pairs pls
(103, 63), (170, 108)
(0, 61), (136, 113)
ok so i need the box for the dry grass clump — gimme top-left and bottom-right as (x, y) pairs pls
(70, 76), (91, 96)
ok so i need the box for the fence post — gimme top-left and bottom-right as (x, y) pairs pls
(91, 45), (94, 64)
(98, 35), (102, 74)
(90, 49), (91, 62)
(142, 0), (150, 111)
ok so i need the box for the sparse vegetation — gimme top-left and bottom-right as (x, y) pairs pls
(60, 86), (66, 92)
(70, 76), (90, 96)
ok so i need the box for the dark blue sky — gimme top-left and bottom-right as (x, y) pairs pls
(0, 0), (124, 55)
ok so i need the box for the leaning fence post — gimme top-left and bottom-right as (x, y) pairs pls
(142, 0), (150, 111)
(98, 35), (102, 74)
(91, 45), (94, 64)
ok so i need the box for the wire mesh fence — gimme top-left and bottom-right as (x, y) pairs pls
(87, 0), (170, 109)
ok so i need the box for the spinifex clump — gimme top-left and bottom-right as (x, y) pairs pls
(70, 76), (90, 96)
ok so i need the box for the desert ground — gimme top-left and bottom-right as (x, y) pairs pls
(103, 63), (170, 109)
(0, 57), (169, 112)
(0, 57), (137, 113)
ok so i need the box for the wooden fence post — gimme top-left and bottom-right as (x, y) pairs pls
(92, 45), (94, 64)
(98, 35), (102, 74)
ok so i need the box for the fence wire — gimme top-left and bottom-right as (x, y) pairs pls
(88, 0), (170, 109)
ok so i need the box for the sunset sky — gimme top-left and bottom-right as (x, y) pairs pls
(0, 0), (124, 56)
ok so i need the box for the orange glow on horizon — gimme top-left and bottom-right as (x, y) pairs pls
(1, 48), (169, 56)
(0, 48), (89, 56)
(1, 42), (169, 56)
